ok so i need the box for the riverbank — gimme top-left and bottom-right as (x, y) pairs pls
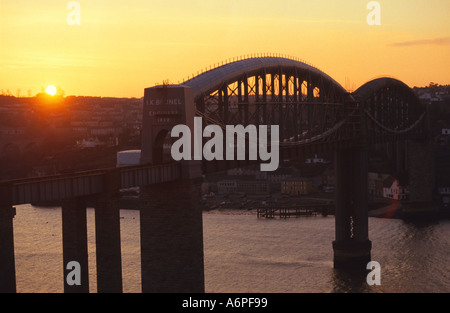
(368, 200), (448, 220)
(35, 194), (449, 221)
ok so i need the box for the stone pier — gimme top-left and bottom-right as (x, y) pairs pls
(94, 169), (123, 293)
(140, 178), (205, 293)
(0, 183), (16, 293)
(139, 84), (205, 292)
(61, 198), (90, 293)
(333, 147), (372, 269)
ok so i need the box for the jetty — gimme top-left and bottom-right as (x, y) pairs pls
(257, 203), (333, 218)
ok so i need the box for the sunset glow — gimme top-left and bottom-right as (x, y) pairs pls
(1, 0), (449, 97)
(45, 85), (57, 96)
(0, 0), (449, 296)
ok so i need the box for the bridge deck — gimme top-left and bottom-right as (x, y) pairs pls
(2, 163), (181, 206)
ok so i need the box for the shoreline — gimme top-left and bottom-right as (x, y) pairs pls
(368, 201), (449, 220)
(32, 196), (450, 221)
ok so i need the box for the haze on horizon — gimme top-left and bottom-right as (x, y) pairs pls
(1, 0), (449, 98)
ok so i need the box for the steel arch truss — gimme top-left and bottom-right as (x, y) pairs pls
(190, 62), (355, 146)
(353, 78), (427, 142)
(182, 58), (427, 151)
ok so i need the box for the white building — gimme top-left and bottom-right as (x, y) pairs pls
(419, 92), (433, 101)
(383, 176), (409, 200)
(77, 138), (103, 148)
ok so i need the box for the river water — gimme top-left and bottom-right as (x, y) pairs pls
(12, 204), (450, 293)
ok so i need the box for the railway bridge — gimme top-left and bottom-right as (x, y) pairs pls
(0, 56), (431, 293)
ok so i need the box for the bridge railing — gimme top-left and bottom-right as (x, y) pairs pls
(1, 162), (181, 206)
(120, 162), (181, 189)
(176, 53), (324, 85)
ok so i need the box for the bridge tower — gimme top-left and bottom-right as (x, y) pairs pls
(139, 85), (204, 293)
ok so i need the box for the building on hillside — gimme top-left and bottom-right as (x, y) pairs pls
(267, 166), (299, 191)
(217, 179), (270, 195)
(383, 176), (409, 200)
(217, 180), (237, 194)
(281, 178), (313, 196)
(237, 180), (270, 194)
(77, 138), (104, 148)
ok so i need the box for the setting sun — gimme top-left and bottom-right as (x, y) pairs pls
(45, 85), (57, 96)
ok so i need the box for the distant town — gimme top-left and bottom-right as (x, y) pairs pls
(0, 83), (449, 211)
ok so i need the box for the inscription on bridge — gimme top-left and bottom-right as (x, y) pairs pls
(141, 85), (202, 178)
(146, 105), (182, 124)
(147, 98), (183, 105)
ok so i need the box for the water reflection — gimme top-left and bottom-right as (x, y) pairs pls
(332, 268), (374, 293)
(12, 205), (450, 293)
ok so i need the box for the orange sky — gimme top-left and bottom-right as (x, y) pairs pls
(1, 0), (449, 97)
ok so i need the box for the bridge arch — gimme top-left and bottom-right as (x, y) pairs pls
(353, 77), (426, 136)
(183, 57), (350, 100)
(142, 57), (427, 167)
(182, 56), (356, 145)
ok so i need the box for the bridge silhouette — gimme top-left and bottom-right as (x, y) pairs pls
(0, 56), (432, 293)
